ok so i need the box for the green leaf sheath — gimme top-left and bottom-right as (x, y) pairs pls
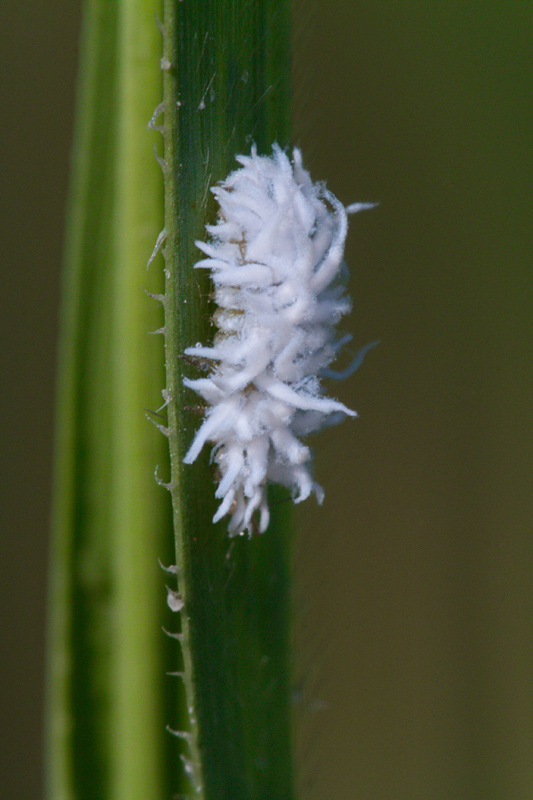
(160, 1), (294, 799)
(46, 1), (174, 799)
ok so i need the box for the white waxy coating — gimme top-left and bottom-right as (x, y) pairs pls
(184, 145), (371, 536)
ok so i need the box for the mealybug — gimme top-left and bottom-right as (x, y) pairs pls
(183, 145), (375, 535)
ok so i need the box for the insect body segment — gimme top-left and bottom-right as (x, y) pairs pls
(183, 145), (373, 536)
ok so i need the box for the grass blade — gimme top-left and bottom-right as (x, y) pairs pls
(160, 1), (295, 797)
(46, 1), (174, 798)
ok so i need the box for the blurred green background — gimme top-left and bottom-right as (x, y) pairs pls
(1, 2), (532, 799)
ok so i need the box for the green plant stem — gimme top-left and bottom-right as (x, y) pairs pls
(46, 1), (173, 798)
(160, 2), (294, 798)
(110, 2), (169, 798)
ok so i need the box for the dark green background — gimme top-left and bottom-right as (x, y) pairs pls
(1, 2), (81, 798)
(1, 2), (532, 799)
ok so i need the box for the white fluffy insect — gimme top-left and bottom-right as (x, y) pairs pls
(183, 145), (375, 536)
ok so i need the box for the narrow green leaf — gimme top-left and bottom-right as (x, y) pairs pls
(109, 2), (171, 798)
(160, 2), (294, 798)
(46, 1), (175, 798)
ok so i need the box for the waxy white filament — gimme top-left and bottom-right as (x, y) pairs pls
(184, 145), (374, 536)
